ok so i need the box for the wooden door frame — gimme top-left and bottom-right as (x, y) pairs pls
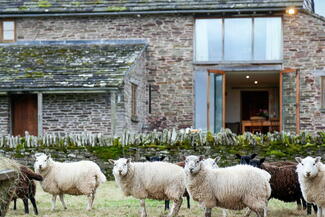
(208, 70), (226, 131)
(279, 68), (300, 134)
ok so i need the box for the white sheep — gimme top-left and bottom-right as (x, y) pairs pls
(109, 158), (186, 217)
(34, 153), (106, 211)
(202, 157), (220, 169)
(296, 156), (325, 217)
(184, 155), (271, 217)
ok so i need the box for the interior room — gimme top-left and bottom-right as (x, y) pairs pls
(225, 71), (279, 134)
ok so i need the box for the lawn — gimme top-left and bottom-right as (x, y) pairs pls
(6, 181), (315, 217)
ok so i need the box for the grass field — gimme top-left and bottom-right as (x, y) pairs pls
(6, 181), (315, 217)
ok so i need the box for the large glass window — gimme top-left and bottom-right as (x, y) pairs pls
(195, 17), (282, 62)
(224, 18), (252, 60)
(195, 19), (222, 62)
(315, 0), (325, 17)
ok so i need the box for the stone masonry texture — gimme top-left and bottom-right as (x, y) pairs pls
(283, 13), (325, 132)
(0, 11), (323, 133)
(16, 14), (195, 131)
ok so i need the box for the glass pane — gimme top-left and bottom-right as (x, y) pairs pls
(214, 74), (223, 133)
(282, 72), (296, 132)
(321, 76), (325, 109)
(3, 21), (14, 31)
(3, 30), (14, 40)
(315, 0), (325, 17)
(224, 18), (252, 61)
(209, 73), (215, 131)
(254, 18), (282, 60)
(195, 71), (208, 130)
(195, 19), (222, 62)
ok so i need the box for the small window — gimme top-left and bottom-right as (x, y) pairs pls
(321, 76), (325, 109)
(1, 20), (15, 43)
(131, 83), (138, 121)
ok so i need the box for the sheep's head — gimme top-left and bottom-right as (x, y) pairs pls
(235, 153), (264, 168)
(110, 158), (131, 177)
(184, 155), (204, 175)
(145, 156), (166, 162)
(34, 153), (51, 172)
(296, 156), (321, 178)
(202, 157), (220, 169)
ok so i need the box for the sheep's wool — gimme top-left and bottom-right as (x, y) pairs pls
(114, 161), (186, 200)
(186, 164), (271, 210)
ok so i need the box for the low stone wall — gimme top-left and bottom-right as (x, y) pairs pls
(2, 142), (325, 181)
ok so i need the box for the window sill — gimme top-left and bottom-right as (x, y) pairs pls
(131, 115), (139, 123)
(193, 60), (283, 65)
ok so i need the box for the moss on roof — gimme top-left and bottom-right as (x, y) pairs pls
(0, 41), (146, 90)
(0, 0), (308, 15)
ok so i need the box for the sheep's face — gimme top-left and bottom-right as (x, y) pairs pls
(184, 155), (204, 174)
(202, 157), (220, 170)
(296, 156), (321, 178)
(112, 158), (130, 177)
(34, 153), (51, 172)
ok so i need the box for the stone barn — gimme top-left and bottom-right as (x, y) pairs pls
(0, 0), (324, 135)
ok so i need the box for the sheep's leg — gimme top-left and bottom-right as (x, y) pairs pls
(87, 194), (94, 211)
(186, 195), (190, 209)
(297, 198), (302, 210)
(204, 207), (212, 217)
(13, 198), (17, 210)
(167, 198), (182, 217)
(244, 208), (251, 217)
(314, 204), (318, 214)
(307, 203), (312, 215)
(51, 195), (57, 211)
(59, 194), (67, 210)
(23, 198), (29, 214)
(140, 199), (147, 217)
(165, 200), (170, 211)
(317, 206), (322, 217)
(30, 196), (39, 215)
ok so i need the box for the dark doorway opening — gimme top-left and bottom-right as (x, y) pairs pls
(11, 94), (38, 136)
(241, 91), (269, 121)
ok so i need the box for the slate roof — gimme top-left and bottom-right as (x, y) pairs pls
(0, 40), (147, 91)
(0, 0), (310, 16)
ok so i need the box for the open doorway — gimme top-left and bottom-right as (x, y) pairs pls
(225, 71), (279, 134)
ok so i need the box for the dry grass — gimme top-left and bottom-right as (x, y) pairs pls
(6, 181), (315, 217)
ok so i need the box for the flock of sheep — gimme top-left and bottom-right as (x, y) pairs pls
(11, 152), (325, 217)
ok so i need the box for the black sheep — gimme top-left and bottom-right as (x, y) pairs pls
(12, 165), (43, 215)
(235, 153), (317, 215)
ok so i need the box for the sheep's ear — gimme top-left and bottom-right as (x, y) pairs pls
(315, 157), (321, 163)
(108, 159), (115, 164)
(160, 156), (166, 161)
(126, 158), (131, 164)
(235, 154), (241, 159)
(295, 157), (302, 163)
(145, 156), (151, 161)
(250, 154), (257, 159)
(215, 156), (221, 163)
(260, 158), (266, 164)
(199, 156), (204, 161)
(180, 156), (186, 161)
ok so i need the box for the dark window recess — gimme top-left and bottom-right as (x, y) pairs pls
(131, 83), (138, 122)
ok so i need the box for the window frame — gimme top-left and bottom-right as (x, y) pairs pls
(321, 76), (325, 110)
(131, 83), (138, 122)
(0, 20), (16, 43)
(193, 16), (283, 64)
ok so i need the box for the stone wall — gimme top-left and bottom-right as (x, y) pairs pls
(283, 12), (325, 132)
(16, 15), (194, 131)
(0, 96), (9, 135)
(43, 93), (112, 135)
